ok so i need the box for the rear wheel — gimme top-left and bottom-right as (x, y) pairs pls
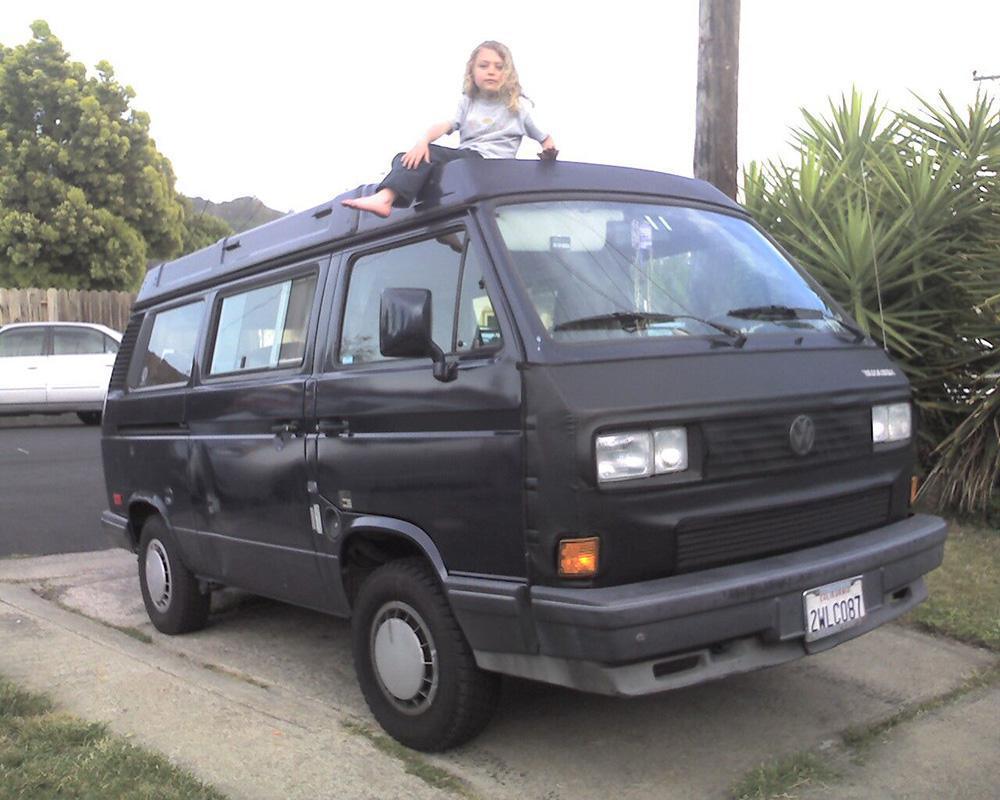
(351, 557), (500, 751)
(138, 516), (210, 634)
(77, 411), (101, 425)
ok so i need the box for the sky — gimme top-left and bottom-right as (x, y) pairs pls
(2, 1), (998, 213)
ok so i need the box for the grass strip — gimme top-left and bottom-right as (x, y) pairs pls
(107, 623), (153, 644)
(32, 585), (153, 644)
(730, 750), (839, 800)
(841, 662), (1000, 757)
(202, 663), (270, 690)
(901, 522), (1000, 651)
(0, 676), (226, 800)
(732, 663), (1000, 798)
(342, 719), (477, 799)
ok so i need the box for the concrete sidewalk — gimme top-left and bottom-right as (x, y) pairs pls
(1, 550), (996, 799)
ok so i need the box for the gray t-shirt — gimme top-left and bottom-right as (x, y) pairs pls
(451, 95), (548, 159)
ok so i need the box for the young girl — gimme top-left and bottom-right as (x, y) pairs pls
(343, 41), (558, 218)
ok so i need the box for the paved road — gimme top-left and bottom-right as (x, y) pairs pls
(0, 415), (108, 557)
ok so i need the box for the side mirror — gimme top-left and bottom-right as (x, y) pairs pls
(380, 288), (457, 382)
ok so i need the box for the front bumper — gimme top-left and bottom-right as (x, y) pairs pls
(446, 513), (947, 695)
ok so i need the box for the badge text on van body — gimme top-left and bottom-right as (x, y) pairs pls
(862, 369), (896, 377)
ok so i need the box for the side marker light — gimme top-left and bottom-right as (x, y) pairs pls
(559, 537), (600, 578)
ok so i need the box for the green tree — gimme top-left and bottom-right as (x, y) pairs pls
(0, 20), (185, 290)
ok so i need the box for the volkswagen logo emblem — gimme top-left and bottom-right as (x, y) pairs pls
(789, 415), (816, 456)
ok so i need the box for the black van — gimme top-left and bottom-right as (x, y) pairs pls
(101, 160), (946, 751)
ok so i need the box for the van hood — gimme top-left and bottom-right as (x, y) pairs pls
(526, 346), (908, 421)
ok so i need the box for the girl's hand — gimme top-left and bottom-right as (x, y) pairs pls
(538, 137), (559, 161)
(402, 141), (431, 170)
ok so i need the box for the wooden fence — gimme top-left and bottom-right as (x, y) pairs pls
(0, 288), (135, 332)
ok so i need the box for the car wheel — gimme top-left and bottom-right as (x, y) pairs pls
(351, 557), (500, 751)
(138, 516), (210, 634)
(77, 411), (102, 426)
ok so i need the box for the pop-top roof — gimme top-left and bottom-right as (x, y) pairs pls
(136, 159), (744, 308)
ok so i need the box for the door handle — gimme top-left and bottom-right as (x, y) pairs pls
(316, 418), (350, 436)
(270, 420), (302, 436)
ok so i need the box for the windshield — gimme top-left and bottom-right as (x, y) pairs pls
(495, 201), (843, 344)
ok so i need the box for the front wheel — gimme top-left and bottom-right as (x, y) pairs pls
(138, 516), (210, 634)
(351, 558), (500, 751)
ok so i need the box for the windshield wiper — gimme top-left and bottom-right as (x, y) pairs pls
(726, 304), (824, 320)
(725, 305), (865, 342)
(554, 311), (675, 332)
(554, 311), (746, 347)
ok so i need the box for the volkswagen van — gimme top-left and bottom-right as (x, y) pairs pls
(100, 160), (946, 751)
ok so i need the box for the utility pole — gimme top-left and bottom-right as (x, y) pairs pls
(694, 0), (741, 200)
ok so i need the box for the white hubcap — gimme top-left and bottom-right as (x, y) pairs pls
(374, 617), (425, 700)
(145, 539), (172, 612)
(370, 600), (438, 713)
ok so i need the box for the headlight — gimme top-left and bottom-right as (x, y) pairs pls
(654, 427), (688, 473)
(596, 427), (688, 484)
(872, 402), (911, 443)
(596, 431), (652, 483)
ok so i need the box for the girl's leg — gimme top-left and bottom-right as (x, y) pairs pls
(343, 146), (475, 217)
(340, 187), (397, 218)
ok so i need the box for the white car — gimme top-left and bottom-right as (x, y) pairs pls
(0, 322), (122, 425)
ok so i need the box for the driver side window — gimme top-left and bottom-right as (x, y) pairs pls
(338, 232), (503, 366)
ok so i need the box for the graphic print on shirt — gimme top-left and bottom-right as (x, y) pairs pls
(471, 115), (496, 132)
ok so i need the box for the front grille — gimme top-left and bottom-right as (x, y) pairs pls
(702, 408), (872, 478)
(675, 487), (892, 573)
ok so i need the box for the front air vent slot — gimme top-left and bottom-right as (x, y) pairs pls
(675, 487), (892, 573)
(653, 655), (702, 678)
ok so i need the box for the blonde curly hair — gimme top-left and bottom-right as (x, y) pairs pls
(462, 41), (524, 112)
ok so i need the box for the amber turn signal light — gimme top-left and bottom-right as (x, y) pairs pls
(910, 476), (921, 505)
(559, 537), (600, 577)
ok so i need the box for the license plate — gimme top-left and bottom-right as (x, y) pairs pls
(803, 577), (866, 642)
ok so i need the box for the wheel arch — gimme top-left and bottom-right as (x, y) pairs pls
(340, 515), (448, 609)
(126, 494), (172, 550)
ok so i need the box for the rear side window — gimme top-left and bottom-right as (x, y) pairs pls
(208, 274), (317, 375)
(53, 328), (115, 355)
(0, 328), (45, 357)
(133, 301), (204, 388)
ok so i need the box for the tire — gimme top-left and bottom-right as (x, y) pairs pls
(351, 558), (500, 751)
(77, 411), (102, 426)
(137, 516), (210, 634)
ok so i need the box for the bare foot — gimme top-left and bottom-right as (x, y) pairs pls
(341, 189), (396, 218)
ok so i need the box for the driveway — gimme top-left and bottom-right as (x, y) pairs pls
(0, 550), (996, 799)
